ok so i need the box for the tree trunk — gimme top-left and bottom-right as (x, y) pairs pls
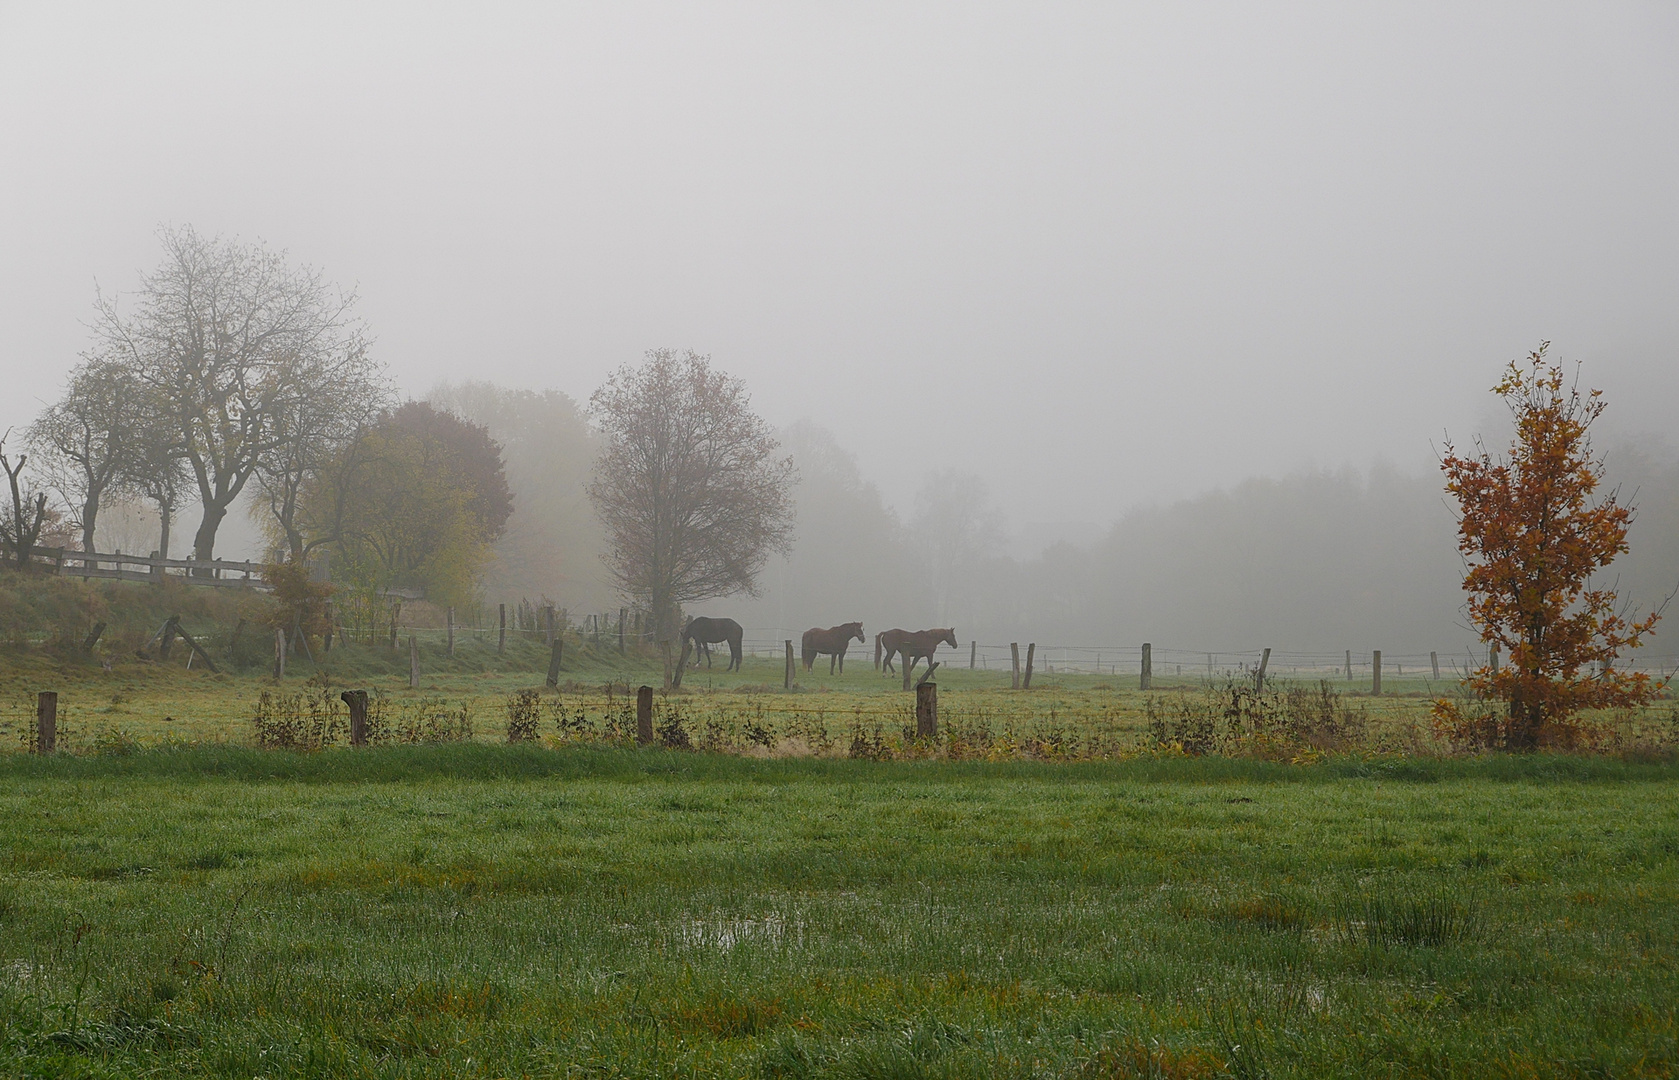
(191, 501), (227, 568)
(156, 498), (173, 563)
(80, 490), (100, 554)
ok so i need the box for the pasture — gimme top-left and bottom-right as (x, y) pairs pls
(2, 641), (1677, 1077)
(0, 634), (1606, 754)
(0, 747), (1676, 1078)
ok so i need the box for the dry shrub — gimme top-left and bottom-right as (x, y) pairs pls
(251, 675), (344, 750)
(1148, 679), (1365, 757)
(505, 689), (540, 743)
(393, 696), (475, 743)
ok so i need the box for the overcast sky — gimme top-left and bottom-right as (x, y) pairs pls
(3, 2), (1676, 549)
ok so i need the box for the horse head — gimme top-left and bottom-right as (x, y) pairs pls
(938, 628), (958, 649)
(847, 622), (865, 643)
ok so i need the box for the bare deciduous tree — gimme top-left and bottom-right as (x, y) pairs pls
(26, 357), (146, 554)
(124, 402), (193, 561)
(587, 349), (796, 641)
(0, 432), (51, 570)
(92, 225), (370, 565)
(254, 350), (391, 561)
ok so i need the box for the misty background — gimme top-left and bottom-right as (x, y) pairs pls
(3, 3), (1677, 654)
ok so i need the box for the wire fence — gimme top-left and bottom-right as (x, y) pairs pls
(367, 618), (1679, 684)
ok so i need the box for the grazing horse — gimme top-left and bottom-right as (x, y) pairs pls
(880, 628), (958, 678)
(682, 616), (744, 672)
(802, 622), (865, 675)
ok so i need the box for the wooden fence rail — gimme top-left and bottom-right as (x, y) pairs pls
(27, 545), (270, 589)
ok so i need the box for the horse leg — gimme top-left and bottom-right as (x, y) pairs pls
(729, 636), (742, 672)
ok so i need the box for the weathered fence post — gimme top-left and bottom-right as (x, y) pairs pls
(662, 640), (674, 691)
(1372, 650), (1382, 695)
(1010, 643), (1021, 689)
(388, 606), (399, 650)
(915, 681), (938, 739)
(1489, 646), (1499, 674)
(82, 622), (106, 655)
(446, 607), (456, 658)
(273, 628), (286, 680)
(36, 692), (56, 754)
(636, 685), (654, 744)
(1430, 651), (1440, 680)
(408, 635), (419, 689)
(784, 640), (795, 690)
(1140, 642), (1152, 691)
(498, 603), (507, 655)
(547, 639), (563, 688)
(1345, 649), (1352, 680)
(970, 641), (977, 669)
(342, 690), (368, 747)
(619, 608), (627, 654)
(1023, 643), (1036, 689)
(1255, 647), (1271, 691)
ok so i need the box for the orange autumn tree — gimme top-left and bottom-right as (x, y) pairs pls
(1437, 343), (1664, 750)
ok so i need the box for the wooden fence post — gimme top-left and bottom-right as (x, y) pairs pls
(1022, 643), (1036, 689)
(498, 603), (506, 655)
(408, 635), (419, 689)
(1010, 643), (1020, 689)
(1140, 642), (1152, 691)
(969, 641), (977, 669)
(36, 692), (56, 754)
(1255, 647), (1271, 691)
(389, 605), (399, 650)
(874, 635), (883, 671)
(636, 685), (654, 744)
(273, 628), (285, 680)
(547, 639), (563, 688)
(915, 682), (938, 739)
(1489, 646), (1499, 674)
(1430, 651), (1440, 680)
(619, 608), (627, 654)
(784, 640), (794, 690)
(1372, 650), (1382, 695)
(81, 621), (106, 655)
(446, 607), (455, 658)
(342, 690), (368, 747)
(662, 640), (674, 691)
(1345, 649), (1352, 680)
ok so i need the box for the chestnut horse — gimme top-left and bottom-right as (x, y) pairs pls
(802, 622), (865, 675)
(682, 616), (743, 672)
(878, 628), (958, 677)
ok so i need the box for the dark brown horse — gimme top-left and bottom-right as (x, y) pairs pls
(802, 622), (865, 674)
(682, 616), (743, 672)
(879, 628), (957, 677)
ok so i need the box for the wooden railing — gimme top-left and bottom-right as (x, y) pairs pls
(27, 546), (270, 589)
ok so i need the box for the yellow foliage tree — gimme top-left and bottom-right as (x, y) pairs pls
(300, 403), (512, 610)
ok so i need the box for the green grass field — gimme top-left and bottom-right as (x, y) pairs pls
(1, 745), (1676, 1078)
(3, 634), (1677, 1077)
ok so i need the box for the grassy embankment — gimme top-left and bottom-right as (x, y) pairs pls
(0, 746), (1675, 1077)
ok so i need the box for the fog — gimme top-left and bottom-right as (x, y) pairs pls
(3, 4), (1677, 653)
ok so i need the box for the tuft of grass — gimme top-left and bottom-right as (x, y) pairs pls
(1346, 891), (1479, 948)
